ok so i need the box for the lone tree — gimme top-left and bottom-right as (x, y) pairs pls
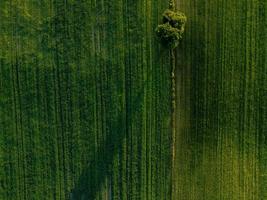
(156, 0), (186, 197)
(156, 1), (186, 49)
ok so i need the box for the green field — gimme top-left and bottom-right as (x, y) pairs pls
(174, 1), (267, 199)
(0, 0), (266, 200)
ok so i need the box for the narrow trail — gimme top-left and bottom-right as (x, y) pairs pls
(170, 48), (176, 198)
(169, 0), (177, 198)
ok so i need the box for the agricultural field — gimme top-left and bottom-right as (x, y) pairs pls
(0, 0), (266, 200)
(174, 1), (267, 199)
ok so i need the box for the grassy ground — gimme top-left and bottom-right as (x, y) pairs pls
(0, 0), (266, 200)
(174, 0), (267, 199)
(0, 1), (172, 199)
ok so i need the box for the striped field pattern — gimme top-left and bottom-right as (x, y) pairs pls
(174, 0), (267, 199)
(0, 0), (266, 200)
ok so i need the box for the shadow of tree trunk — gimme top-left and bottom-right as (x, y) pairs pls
(70, 81), (148, 200)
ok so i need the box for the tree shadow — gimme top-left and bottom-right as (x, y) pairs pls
(70, 79), (149, 200)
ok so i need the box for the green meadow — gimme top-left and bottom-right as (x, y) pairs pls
(0, 0), (266, 199)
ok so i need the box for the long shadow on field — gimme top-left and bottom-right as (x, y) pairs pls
(70, 80), (148, 200)
(70, 44), (170, 199)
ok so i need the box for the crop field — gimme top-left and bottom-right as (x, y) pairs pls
(0, 0), (266, 200)
(174, 1), (267, 199)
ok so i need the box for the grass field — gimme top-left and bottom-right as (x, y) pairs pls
(0, 0), (266, 200)
(174, 1), (267, 199)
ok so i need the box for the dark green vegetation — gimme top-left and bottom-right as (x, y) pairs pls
(174, 0), (267, 199)
(0, 1), (266, 200)
(0, 1), (172, 199)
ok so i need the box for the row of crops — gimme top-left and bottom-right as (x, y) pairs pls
(0, 0), (172, 199)
(174, 0), (267, 199)
(0, 0), (266, 199)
